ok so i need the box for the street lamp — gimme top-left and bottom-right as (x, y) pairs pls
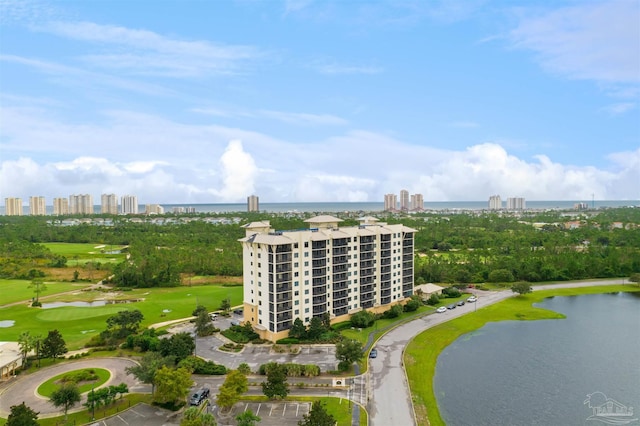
(91, 386), (95, 420)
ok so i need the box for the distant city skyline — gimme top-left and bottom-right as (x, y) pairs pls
(1, 1), (638, 204)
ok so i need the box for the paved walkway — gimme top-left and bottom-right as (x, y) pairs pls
(367, 279), (633, 426)
(0, 358), (145, 418)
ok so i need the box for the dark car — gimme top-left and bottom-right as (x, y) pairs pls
(457, 300), (465, 306)
(447, 303), (456, 310)
(233, 309), (244, 315)
(369, 349), (378, 358)
(189, 387), (210, 406)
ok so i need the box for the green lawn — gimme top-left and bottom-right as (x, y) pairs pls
(404, 285), (640, 426)
(36, 394), (153, 426)
(42, 242), (127, 265)
(0, 279), (92, 306)
(0, 284), (243, 349)
(37, 368), (111, 397)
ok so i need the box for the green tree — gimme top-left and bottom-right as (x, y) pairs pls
(237, 362), (251, 375)
(236, 410), (261, 426)
(288, 318), (307, 340)
(50, 383), (81, 421)
(350, 310), (376, 328)
(298, 401), (336, 426)
(261, 363), (289, 400)
(335, 338), (364, 371)
(7, 402), (39, 426)
(306, 317), (325, 340)
(216, 369), (248, 412)
(426, 293), (440, 306)
(181, 407), (217, 426)
(511, 281), (533, 295)
(195, 309), (214, 337)
(488, 268), (515, 283)
(28, 278), (46, 305)
(159, 332), (196, 362)
(192, 304), (207, 317)
(17, 331), (36, 367)
(125, 352), (174, 394)
(41, 329), (67, 360)
(219, 298), (231, 315)
(153, 366), (193, 406)
(106, 309), (144, 339)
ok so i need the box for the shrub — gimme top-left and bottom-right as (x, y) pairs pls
(441, 287), (461, 298)
(350, 310), (376, 328)
(426, 293), (440, 305)
(403, 298), (421, 312)
(381, 305), (403, 319)
(276, 338), (300, 345)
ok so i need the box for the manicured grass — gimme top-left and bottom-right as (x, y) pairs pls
(0, 284), (243, 349)
(0, 279), (92, 306)
(36, 393), (153, 426)
(240, 395), (365, 426)
(37, 368), (111, 397)
(404, 285), (640, 426)
(41, 242), (127, 259)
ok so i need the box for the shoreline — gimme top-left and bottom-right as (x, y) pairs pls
(403, 284), (640, 426)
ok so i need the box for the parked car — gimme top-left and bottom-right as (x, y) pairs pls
(369, 348), (378, 358)
(189, 387), (210, 406)
(457, 300), (465, 306)
(447, 303), (456, 310)
(209, 313), (218, 320)
(233, 309), (243, 315)
(436, 306), (447, 313)
(467, 296), (477, 303)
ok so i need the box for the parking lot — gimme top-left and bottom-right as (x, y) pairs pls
(213, 402), (311, 426)
(94, 403), (179, 426)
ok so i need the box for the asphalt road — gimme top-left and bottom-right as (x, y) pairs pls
(367, 279), (631, 426)
(0, 358), (146, 418)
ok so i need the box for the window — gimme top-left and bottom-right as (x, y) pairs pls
(258, 263), (261, 267)
(305, 308), (309, 313)
(258, 252), (261, 257)
(258, 291), (262, 296)
(304, 242), (309, 248)
(294, 281), (299, 286)
(304, 261), (309, 267)
(294, 262), (299, 267)
(305, 271), (309, 276)
(295, 291), (299, 296)
(294, 253), (299, 258)
(304, 280), (309, 285)
(294, 272), (299, 277)
(305, 289), (309, 294)
(295, 300), (299, 305)
(304, 252), (309, 257)
(294, 243), (299, 248)
(295, 309), (299, 315)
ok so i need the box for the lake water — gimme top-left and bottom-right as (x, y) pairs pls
(434, 292), (640, 426)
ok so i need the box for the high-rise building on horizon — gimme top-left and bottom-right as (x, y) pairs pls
(69, 194), (93, 215)
(101, 193), (118, 215)
(29, 196), (46, 216)
(121, 195), (138, 215)
(53, 198), (69, 216)
(410, 193), (424, 211)
(488, 195), (502, 210)
(506, 197), (526, 210)
(384, 194), (397, 212)
(4, 198), (23, 216)
(239, 215), (416, 341)
(247, 195), (259, 212)
(145, 204), (164, 215)
(400, 189), (409, 212)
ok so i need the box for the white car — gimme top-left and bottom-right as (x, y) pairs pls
(467, 296), (477, 303)
(436, 306), (447, 313)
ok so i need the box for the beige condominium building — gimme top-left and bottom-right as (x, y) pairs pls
(4, 198), (23, 216)
(53, 197), (69, 215)
(247, 195), (259, 212)
(239, 215), (416, 341)
(383, 193), (397, 212)
(101, 193), (118, 214)
(69, 194), (94, 215)
(29, 196), (46, 216)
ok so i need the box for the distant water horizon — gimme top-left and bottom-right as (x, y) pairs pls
(2, 199), (639, 215)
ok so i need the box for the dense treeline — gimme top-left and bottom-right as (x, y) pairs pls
(0, 208), (639, 286)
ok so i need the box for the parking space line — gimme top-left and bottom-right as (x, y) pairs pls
(283, 403), (286, 416)
(269, 404), (274, 416)
(116, 415), (129, 425)
(256, 403), (262, 415)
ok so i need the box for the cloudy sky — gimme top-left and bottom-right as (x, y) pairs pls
(1, 0), (638, 205)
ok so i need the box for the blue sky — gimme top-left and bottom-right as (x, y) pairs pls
(1, 0), (638, 205)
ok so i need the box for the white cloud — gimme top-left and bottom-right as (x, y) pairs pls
(211, 140), (258, 202)
(310, 59), (383, 75)
(601, 102), (636, 115)
(510, 1), (640, 84)
(1, 105), (638, 204)
(40, 21), (261, 77)
(259, 110), (348, 126)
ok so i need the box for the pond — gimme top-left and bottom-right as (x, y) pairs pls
(0, 320), (15, 328)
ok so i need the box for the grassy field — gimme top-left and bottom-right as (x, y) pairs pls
(37, 368), (111, 397)
(37, 394), (154, 426)
(404, 285), (640, 426)
(0, 283), (243, 349)
(0, 279), (93, 306)
(42, 242), (127, 265)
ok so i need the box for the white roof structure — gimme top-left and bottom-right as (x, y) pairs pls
(414, 283), (444, 294)
(0, 342), (22, 380)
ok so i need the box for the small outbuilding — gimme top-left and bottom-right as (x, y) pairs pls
(413, 283), (444, 300)
(0, 342), (22, 380)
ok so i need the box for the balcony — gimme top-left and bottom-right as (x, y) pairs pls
(333, 255), (348, 264)
(380, 257), (391, 265)
(275, 294), (291, 303)
(276, 302), (292, 311)
(332, 264), (348, 273)
(312, 249), (326, 259)
(360, 268), (375, 277)
(312, 241), (327, 250)
(313, 277), (327, 286)
(313, 305), (327, 315)
(360, 285), (375, 294)
(360, 252), (375, 260)
(380, 289), (391, 297)
(312, 269), (326, 277)
(333, 290), (348, 299)
(381, 296), (391, 305)
(332, 282), (348, 291)
(313, 259), (327, 268)
(313, 286), (326, 296)
(333, 299), (349, 309)
(275, 254), (292, 263)
(361, 300), (374, 309)
(275, 284), (292, 293)
(312, 295), (327, 305)
(276, 313), (292, 322)
(276, 273), (291, 282)
(276, 321), (292, 332)
(276, 264), (291, 273)
(360, 243), (374, 252)
(333, 247), (348, 255)
(380, 281), (391, 290)
(333, 272), (347, 281)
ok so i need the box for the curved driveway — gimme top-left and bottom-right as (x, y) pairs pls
(0, 358), (145, 418)
(367, 279), (631, 426)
